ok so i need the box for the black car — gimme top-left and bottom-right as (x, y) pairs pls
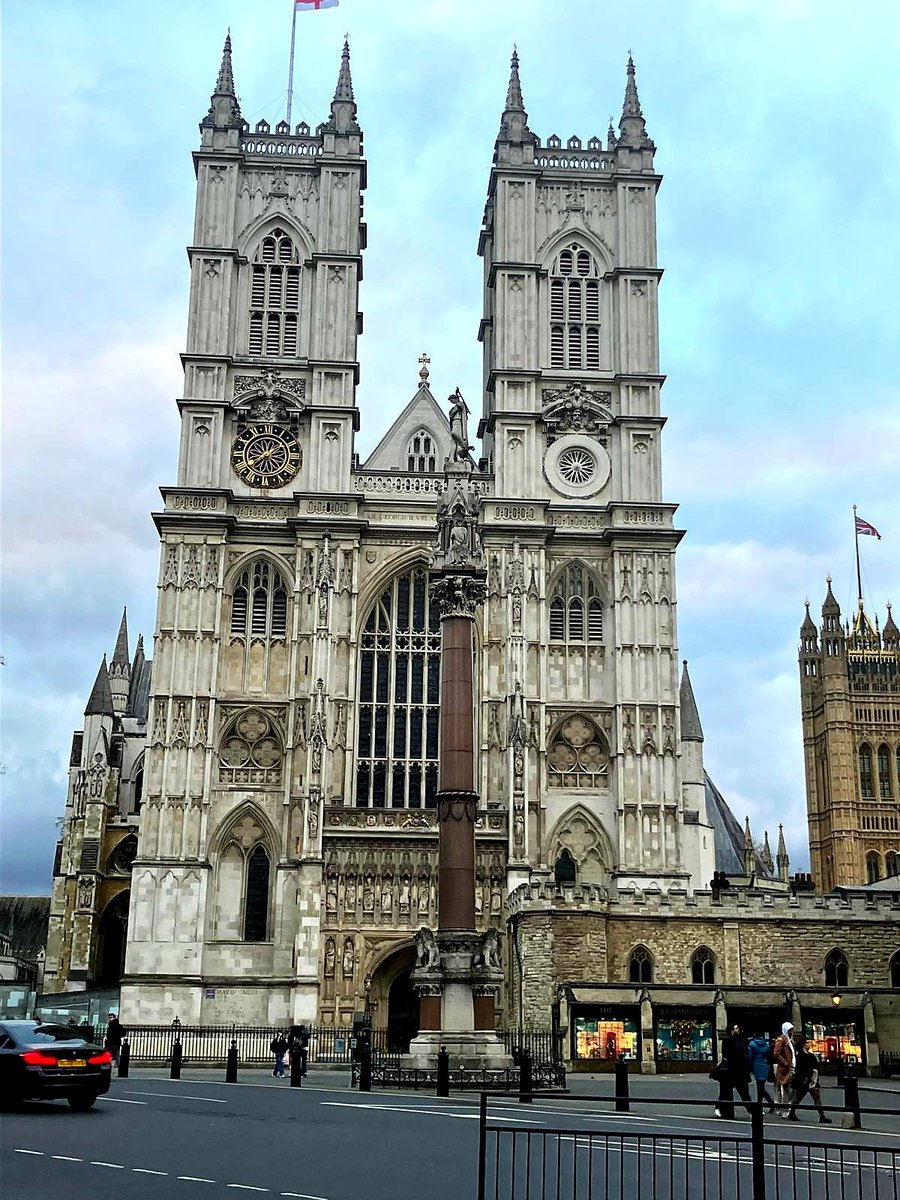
(0, 1020), (113, 1110)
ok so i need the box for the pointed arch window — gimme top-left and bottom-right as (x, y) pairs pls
(213, 814), (274, 942)
(243, 845), (271, 941)
(356, 567), (442, 809)
(891, 950), (900, 988)
(824, 949), (849, 988)
(406, 429), (437, 473)
(549, 563), (604, 643)
(230, 561), (289, 640)
(859, 745), (874, 799)
(878, 745), (893, 798)
(549, 243), (602, 371)
(691, 946), (716, 985)
(547, 715), (609, 789)
(628, 944), (653, 984)
(866, 851), (881, 884)
(886, 851), (898, 878)
(248, 228), (301, 359)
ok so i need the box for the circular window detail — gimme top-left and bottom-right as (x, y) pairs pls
(544, 434), (611, 499)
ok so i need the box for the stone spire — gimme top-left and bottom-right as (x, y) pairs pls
(822, 575), (841, 619)
(108, 608), (131, 716)
(743, 816), (755, 876)
(679, 660), (704, 742)
(617, 53), (654, 150)
(497, 47), (534, 146)
(85, 656), (115, 717)
(202, 31), (242, 128)
(800, 600), (817, 640)
(761, 830), (774, 875)
(327, 37), (360, 134)
(883, 601), (899, 647)
(776, 824), (790, 883)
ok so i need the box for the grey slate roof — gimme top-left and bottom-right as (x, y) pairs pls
(705, 773), (773, 878)
(679, 661), (704, 742)
(0, 896), (50, 959)
(84, 657), (114, 716)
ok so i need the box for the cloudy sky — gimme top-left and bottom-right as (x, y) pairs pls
(3, 0), (898, 894)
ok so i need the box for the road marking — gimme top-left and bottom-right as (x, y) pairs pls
(13, 1149), (44, 1156)
(127, 1090), (227, 1103)
(227, 1186), (269, 1193)
(101, 1096), (147, 1104)
(133, 1168), (169, 1176)
(91, 1161), (126, 1169)
(321, 1099), (541, 1124)
(281, 1194), (329, 1199)
(52, 1155), (84, 1162)
(178, 1176), (217, 1183)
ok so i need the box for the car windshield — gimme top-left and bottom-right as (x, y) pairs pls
(7, 1022), (88, 1045)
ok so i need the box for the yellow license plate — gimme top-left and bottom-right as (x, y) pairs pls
(60, 1059), (87, 1068)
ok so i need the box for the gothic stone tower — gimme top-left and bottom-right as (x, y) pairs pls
(476, 53), (714, 894)
(120, 42), (716, 1029)
(800, 582), (900, 890)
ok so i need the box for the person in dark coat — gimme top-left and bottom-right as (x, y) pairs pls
(715, 1024), (753, 1119)
(786, 1035), (832, 1124)
(270, 1032), (289, 1078)
(747, 1029), (776, 1114)
(104, 1012), (126, 1063)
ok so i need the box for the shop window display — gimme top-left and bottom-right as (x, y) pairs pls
(803, 1019), (863, 1066)
(655, 1008), (715, 1063)
(574, 1014), (639, 1062)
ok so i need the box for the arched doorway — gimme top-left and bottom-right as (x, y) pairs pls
(95, 891), (129, 987)
(368, 943), (419, 1051)
(387, 970), (420, 1053)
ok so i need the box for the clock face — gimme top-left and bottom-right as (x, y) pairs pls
(231, 424), (302, 489)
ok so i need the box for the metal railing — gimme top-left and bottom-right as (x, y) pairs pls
(120, 1023), (396, 1065)
(477, 1093), (900, 1200)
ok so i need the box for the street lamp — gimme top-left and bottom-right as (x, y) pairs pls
(831, 992), (843, 1008)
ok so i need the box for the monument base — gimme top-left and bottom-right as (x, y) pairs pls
(405, 1028), (513, 1071)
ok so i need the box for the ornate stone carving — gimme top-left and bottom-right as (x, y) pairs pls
(432, 460), (483, 573)
(171, 701), (190, 747)
(324, 937), (336, 977)
(218, 709), (283, 785)
(77, 875), (95, 911)
(414, 926), (441, 970)
(233, 368), (306, 414)
(308, 679), (328, 772)
(447, 389), (473, 462)
(162, 545), (179, 587)
(342, 936), (355, 977)
(430, 575), (487, 620)
(541, 382), (613, 440)
(437, 791), (478, 824)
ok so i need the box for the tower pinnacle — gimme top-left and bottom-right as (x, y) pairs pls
(776, 824), (790, 883)
(617, 53), (654, 150)
(111, 608), (130, 667)
(85, 656), (115, 717)
(327, 37), (359, 134)
(679, 660), (704, 742)
(497, 46), (534, 146)
(202, 31), (242, 128)
(334, 36), (354, 102)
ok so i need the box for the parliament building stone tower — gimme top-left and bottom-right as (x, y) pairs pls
(79, 39), (716, 1027)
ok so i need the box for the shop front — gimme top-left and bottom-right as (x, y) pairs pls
(726, 1003), (790, 1042)
(570, 1004), (641, 1071)
(654, 1004), (716, 1072)
(803, 1008), (866, 1072)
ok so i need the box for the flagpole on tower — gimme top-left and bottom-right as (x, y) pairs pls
(286, 0), (298, 127)
(853, 504), (863, 607)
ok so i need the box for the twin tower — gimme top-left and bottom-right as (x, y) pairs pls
(55, 36), (718, 1027)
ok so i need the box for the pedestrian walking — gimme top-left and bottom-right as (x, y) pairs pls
(104, 1011), (126, 1064)
(270, 1031), (289, 1078)
(773, 1021), (796, 1116)
(747, 1029), (776, 1114)
(714, 1024), (753, 1119)
(786, 1036), (832, 1124)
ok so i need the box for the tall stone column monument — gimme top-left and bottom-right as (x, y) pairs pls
(407, 393), (507, 1068)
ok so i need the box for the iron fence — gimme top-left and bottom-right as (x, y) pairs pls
(879, 1051), (900, 1079)
(477, 1094), (900, 1200)
(120, 1023), (394, 1065)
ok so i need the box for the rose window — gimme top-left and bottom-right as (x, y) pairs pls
(557, 447), (596, 485)
(219, 709), (283, 786)
(548, 715), (609, 788)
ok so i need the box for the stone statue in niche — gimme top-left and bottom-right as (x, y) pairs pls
(474, 927), (502, 970)
(414, 927), (440, 970)
(326, 878), (338, 916)
(342, 937), (355, 977)
(324, 938), (336, 977)
(380, 877), (393, 912)
(417, 881), (430, 916)
(363, 876), (375, 913)
(344, 877), (357, 911)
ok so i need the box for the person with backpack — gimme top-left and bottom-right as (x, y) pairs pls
(714, 1024), (754, 1119)
(747, 1029), (776, 1114)
(270, 1031), (289, 1078)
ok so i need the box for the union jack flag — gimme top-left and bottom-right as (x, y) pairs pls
(856, 515), (881, 539)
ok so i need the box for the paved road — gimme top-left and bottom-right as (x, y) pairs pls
(2, 1070), (897, 1200)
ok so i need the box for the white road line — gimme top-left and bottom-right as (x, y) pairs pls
(101, 1096), (147, 1104)
(13, 1149), (44, 1156)
(281, 1194), (329, 1199)
(321, 1099), (542, 1123)
(127, 1090), (227, 1103)
(227, 1186), (269, 1192)
(52, 1155), (83, 1162)
(178, 1176), (217, 1183)
(91, 1161), (126, 1169)
(133, 1168), (169, 1176)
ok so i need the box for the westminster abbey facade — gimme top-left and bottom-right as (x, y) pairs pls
(45, 37), (900, 1056)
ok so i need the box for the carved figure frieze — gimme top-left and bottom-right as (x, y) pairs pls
(541, 382), (613, 441)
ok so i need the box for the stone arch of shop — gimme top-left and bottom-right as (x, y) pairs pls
(368, 942), (420, 1052)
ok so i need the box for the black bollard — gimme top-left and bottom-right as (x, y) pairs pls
(225, 1038), (238, 1084)
(117, 1038), (130, 1079)
(290, 1046), (303, 1088)
(836, 1056), (845, 1087)
(170, 1037), (183, 1080)
(843, 1066), (861, 1129)
(358, 1043), (372, 1093)
(614, 1056), (630, 1113)
(436, 1045), (450, 1098)
(519, 1049), (533, 1104)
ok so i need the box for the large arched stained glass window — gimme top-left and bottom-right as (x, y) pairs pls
(356, 567), (442, 809)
